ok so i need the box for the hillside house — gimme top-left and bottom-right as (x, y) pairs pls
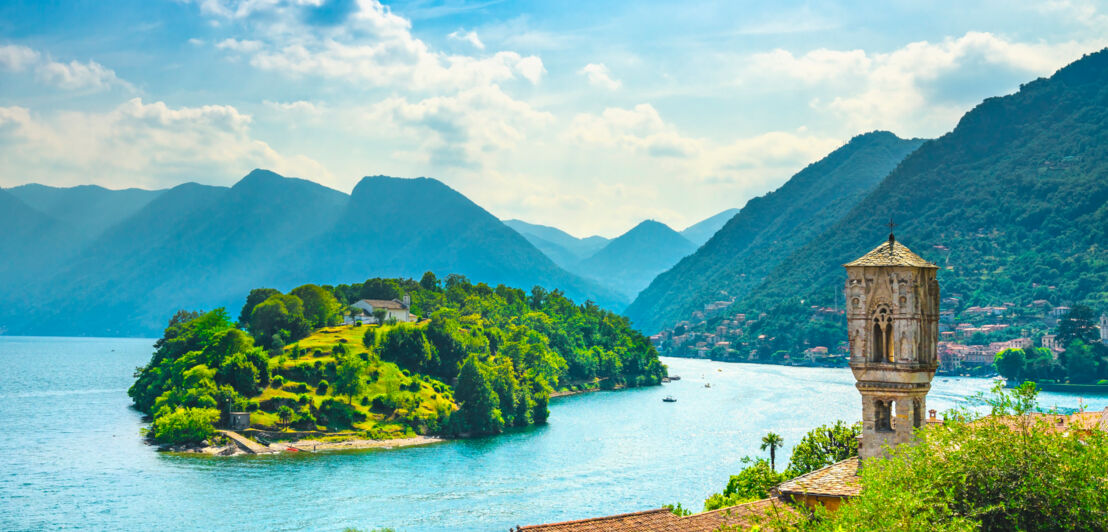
(352, 296), (413, 323)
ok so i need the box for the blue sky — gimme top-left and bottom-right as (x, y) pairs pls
(1, 0), (1106, 236)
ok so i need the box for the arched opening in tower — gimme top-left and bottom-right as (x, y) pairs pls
(871, 306), (894, 362)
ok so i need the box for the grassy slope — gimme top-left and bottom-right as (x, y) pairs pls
(253, 324), (455, 438)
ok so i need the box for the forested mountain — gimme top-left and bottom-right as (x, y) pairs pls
(503, 219), (609, 269)
(736, 48), (1108, 351)
(625, 131), (925, 333)
(0, 171), (621, 336)
(680, 208), (740, 245)
(577, 220), (698, 300)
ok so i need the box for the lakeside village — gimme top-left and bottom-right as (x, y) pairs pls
(651, 291), (1108, 377)
(516, 235), (1108, 531)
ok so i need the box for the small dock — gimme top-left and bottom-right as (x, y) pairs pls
(218, 430), (269, 454)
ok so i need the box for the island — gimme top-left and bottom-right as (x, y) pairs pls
(128, 272), (667, 454)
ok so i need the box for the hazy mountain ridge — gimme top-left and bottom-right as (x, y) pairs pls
(680, 208), (740, 245)
(0, 171), (623, 336)
(625, 131), (926, 333)
(576, 220), (698, 301)
(503, 219), (610, 269)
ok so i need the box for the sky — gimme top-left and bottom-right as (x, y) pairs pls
(0, 1), (1106, 237)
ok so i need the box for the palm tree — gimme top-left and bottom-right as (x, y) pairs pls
(761, 432), (784, 470)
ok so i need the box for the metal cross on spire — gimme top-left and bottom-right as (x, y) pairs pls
(887, 217), (897, 250)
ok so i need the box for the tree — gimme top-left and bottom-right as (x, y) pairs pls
(277, 405), (295, 427)
(360, 278), (401, 300)
(372, 309), (388, 325)
(760, 432), (784, 470)
(378, 324), (437, 374)
(217, 351), (260, 396)
(290, 284), (342, 328)
(150, 407), (220, 444)
(453, 354), (503, 435)
(785, 420), (861, 476)
(249, 293), (311, 347)
(703, 458), (787, 510)
(420, 271), (439, 291)
(333, 351), (369, 404)
(238, 288), (280, 327)
(1065, 340), (1099, 384)
(994, 348), (1027, 384)
(1056, 304), (1100, 346)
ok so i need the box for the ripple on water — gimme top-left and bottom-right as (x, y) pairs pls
(1, 340), (1104, 531)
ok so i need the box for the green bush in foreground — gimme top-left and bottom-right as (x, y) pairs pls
(757, 383), (1108, 531)
(151, 407), (220, 445)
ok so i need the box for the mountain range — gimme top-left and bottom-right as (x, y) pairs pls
(504, 210), (735, 301)
(623, 131), (926, 333)
(0, 171), (622, 336)
(632, 47), (1108, 354)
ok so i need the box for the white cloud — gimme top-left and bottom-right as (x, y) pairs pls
(0, 43), (129, 92)
(570, 104), (697, 157)
(35, 59), (127, 91)
(579, 62), (621, 90)
(447, 29), (485, 50)
(0, 44), (40, 71)
(747, 31), (1108, 135)
(0, 98), (330, 188)
(216, 38), (264, 53)
(197, 0), (545, 90)
(363, 85), (554, 169)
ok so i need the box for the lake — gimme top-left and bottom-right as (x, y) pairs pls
(1, 336), (1102, 531)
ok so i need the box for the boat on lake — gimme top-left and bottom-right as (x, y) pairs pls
(663, 395), (677, 403)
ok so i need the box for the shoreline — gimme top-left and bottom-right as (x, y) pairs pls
(170, 434), (446, 456)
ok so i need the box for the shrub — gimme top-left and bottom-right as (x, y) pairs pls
(316, 379), (329, 395)
(271, 375), (285, 388)
(318, 398), (363, 429)
(298, 394), (310, 405)
(151, 407), (219, 445)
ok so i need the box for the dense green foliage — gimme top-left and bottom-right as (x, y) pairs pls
(129, 274), (665, 443)
(701, 421), (860, 511)
(783, 420), (860, 475)
(626, 131), (925, 333)
(2, 171), (621, 336)
(349, 274), (666, 435)
(704, 458), (787, 511)
(723, 50), (1108, 351)
(994, 305), (1108, 383)
(150, 407), (220, 445)
(771, 384), (1108, 531)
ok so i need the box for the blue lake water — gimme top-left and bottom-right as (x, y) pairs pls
(1, 336), (1103, 531)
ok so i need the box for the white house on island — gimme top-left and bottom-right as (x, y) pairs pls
(351, 295), (413, 323)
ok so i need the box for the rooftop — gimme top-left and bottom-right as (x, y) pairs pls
(775, 457), (862, 498)
(844, 237), (938, 269)
(356, 298), (408, 310)
(515, 498), (793, 532)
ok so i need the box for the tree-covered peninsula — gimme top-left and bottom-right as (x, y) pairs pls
(128, 273), (666, 446)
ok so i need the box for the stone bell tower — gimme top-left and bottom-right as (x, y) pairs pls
(844, 232), (939, 460)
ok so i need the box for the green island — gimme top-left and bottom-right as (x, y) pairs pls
(128, 272), (666, 451)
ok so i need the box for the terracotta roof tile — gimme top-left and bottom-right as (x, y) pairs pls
(517, 498), (795, 532)
(775, 457), (862, 498)
(678, 498), (796, 530)
(844, 240), (937, 269)
(516, 508), (680, 532)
